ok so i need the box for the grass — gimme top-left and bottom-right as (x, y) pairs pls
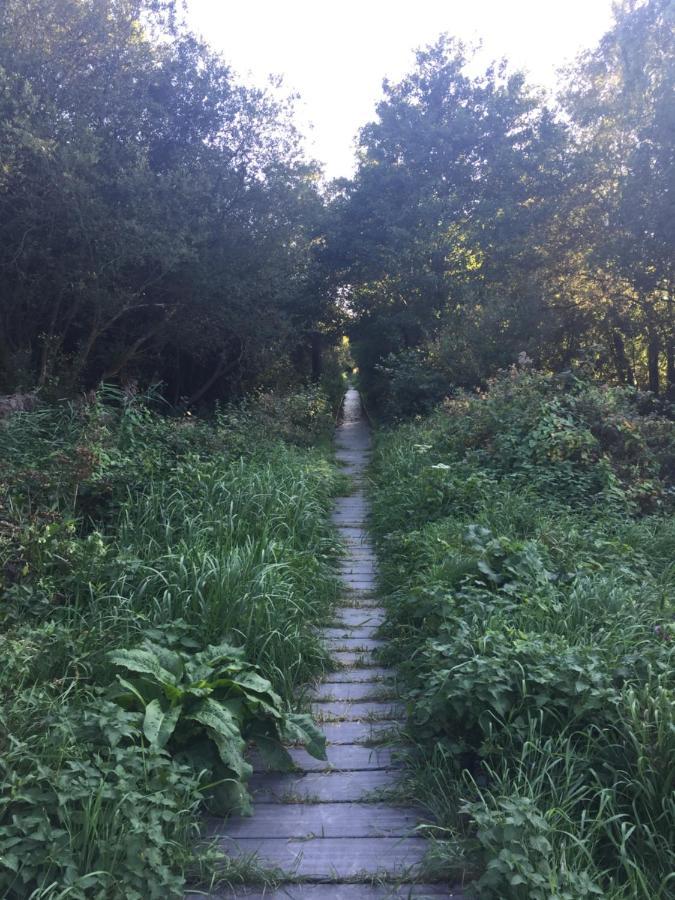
(0, 385), (342, 899)
(369, 369), (675, 899)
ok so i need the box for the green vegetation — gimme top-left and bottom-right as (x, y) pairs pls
(1, 1), (672, 408)
(0, 386), (341, 897)
(0, 0), (672, 896)
(0, 0), (339, 400)
(331, 0), (673, 411)
(370, 370), (674, 899)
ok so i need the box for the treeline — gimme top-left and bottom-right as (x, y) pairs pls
(329, 0), (673, 413)
(0, 0), (335, 403)
(0, 0), (672, 409)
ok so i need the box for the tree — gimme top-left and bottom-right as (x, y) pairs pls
(563, 0), (675, 393)
(0, 0), (330, 401)
(328, 37), (571, 405)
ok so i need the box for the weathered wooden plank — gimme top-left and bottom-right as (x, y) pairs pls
(321, 627), (380, 641)
(324, 638), (385, 651)
(340, 544), (376, 553)
(210, 802), (417, 839)
(333, 610), (385, 627)
(333, 604), (384, 615)
(248, 769), (400, 803)
(319, 720), (401, 745)
(338, 526), (371, 541)
(313, 701), (404, 722)
(333, 517), (369, 527)
(338, 559), (377, 570)
(323, 667), (394, 684)
(331, 651), (383, 666)
(311, 682), (396, 702)
(205, 884), (457, 899)
(219, 836), (428, 880)
(340, 582), (379, 594)
(249, 744), (396, 773)
(335, 596), (381, 608)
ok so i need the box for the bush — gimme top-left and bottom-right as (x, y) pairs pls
(0, 385), (341, 896)
(371, 370), (675, 898)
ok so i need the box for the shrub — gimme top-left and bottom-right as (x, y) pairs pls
(0, 385), (340, 896)
(371, 370), (674, 898)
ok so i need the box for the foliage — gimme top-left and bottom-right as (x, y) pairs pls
(370, 370), (675, 898)
(328, 1), (674, 411)
(0, 386), (340, 896)
(1, 695), (202, 900)
(109, 637), (326, 815)
(0, 0), (336, 401)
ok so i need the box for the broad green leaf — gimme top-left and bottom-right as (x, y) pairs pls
(253, 735), (294, 772)
(282, 713), (327, 760)
(188, 698), (242, 741)
(211, 732), (252, 779)
(142, 699), (181, 748)
(151, 646), (184, 680)
(112, 675), (151, 709)
(108, 648), (178, 687)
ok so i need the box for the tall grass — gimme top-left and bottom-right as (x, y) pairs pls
(0, 385), (341, 898)
(370, 370), (674, 899)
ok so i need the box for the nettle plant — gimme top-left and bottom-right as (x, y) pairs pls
(109, 637), (326, 814)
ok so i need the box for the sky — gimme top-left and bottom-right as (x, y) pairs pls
(186, 0), (617, 179)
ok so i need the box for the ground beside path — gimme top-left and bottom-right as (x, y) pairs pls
(202, 389), (464, 899)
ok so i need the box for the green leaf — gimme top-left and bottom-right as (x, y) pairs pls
(254, 735), (295, 772)
(114, 675), (149, 708)
(282, 713), (327, 760)
(188, 697), (242, 741)
(142, 699), (181, 748)
(108, 648), (178, 687)
(211, 732), (252, 779)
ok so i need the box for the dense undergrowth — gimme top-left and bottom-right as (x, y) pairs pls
(370, 370), (674, 899)
(0, 385), (341, 898)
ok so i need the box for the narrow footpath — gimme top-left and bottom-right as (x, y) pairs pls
(214, 389), (461, 899)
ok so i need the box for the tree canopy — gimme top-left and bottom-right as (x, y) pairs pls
(0, 0), (332, 402)
(0, 0), (672, 411)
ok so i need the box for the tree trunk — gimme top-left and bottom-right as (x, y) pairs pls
(647, 331), (660, 394)
(310, 331), (322, 382)
(612, 331), (635, 386)
(185, 338), (244, 407)
(667, 290), (674, 391)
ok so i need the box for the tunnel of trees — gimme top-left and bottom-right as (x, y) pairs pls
(0, 0), (672, 408)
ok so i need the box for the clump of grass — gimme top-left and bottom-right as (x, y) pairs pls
(370, 370), (675, 899)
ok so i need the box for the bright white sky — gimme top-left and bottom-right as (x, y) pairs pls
(186, 0), (616, 178)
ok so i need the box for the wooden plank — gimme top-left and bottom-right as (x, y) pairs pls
(320, 720), (401, 745)
(204, 884), (457, 899)
(338, 526), (371, 541)
(340, 581), (378, 592)
(321, 627), (380, 640)
(209, 802), (418, 839)
(249, 744), (396, 773)
(248, 769), (400, 803)
(311, 682), (396, 702)
(340, 546), (377, 556)
(335, 597), (381, 608)
(331, 651), (383, 666)
(313, 701), (404, 722)
(218, 836), (427, 880)
(333, 610), (385, 627)
(324, 638), (385, 651)
(323, 667), (394, 684)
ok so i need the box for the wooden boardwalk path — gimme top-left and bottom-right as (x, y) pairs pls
(207, 389), (462, 899)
